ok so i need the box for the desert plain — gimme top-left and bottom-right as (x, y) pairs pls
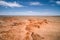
(0, 16), (60, 40)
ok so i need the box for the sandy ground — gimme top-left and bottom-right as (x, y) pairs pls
(0, 16), (60, 40)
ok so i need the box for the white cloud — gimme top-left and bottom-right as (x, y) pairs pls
(29, 2), (43, 6)
(15, 11), (40, 15)
(0, 11), (58, 16)
(56, 1), (60, 5)
(0, 1), (23, 8)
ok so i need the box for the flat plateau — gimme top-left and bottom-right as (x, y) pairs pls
(0, 16), (60, 40)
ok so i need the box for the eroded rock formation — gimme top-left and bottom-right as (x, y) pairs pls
(0, 16), (60, 40)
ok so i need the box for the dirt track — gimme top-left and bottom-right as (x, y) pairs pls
(0, 16), (60, 40)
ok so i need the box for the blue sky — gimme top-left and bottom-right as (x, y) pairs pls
(0, 0), (60, 16)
